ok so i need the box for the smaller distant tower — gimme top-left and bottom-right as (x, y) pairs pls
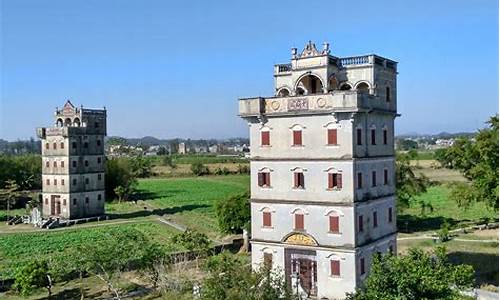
(37, 101), (107, 219)
(178, 142), (187, 154)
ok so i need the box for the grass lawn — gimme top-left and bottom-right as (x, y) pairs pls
(106, 174), (249, 238)
(398, 185), (498, 233)
(0, 222), (183, 280)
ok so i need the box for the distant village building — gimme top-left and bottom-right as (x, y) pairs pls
(178, 142), (187, 154)
(37, 101), (106, 219)
(239, 41), (398, 299)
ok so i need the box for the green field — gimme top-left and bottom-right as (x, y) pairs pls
(0, 222), (183, 280)
(399, 185), (498, 233)
(106, 175), (249, 237)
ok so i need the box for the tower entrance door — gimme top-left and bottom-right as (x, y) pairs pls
(50, 195), (61, 216)
(285, 248), (317, 297)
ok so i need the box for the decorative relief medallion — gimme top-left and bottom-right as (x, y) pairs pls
(288, 98), (309, 111)
(316, 98), (326, 108)
(271, 100), (281, 111)
(284, 233), (317, 246)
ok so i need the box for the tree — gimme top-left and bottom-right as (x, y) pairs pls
(201, 252), (297, 300)
(397, 139), (418, 151)
(105, 158), (137, 201)
(162, 155), (177, 168)
(215, 193), (250, 234)
(436, 115), (499, 209)
(0, 179), (21, 222)
(13, 260), (52, 297)
(396, 153), (429, 207)
(130, 155), (153, 178)
(75, 229), (152, 300)
(346, 247), (474, 300)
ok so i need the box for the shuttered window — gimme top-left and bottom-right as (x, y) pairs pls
(293, 130), (302, 146)
(331, 260), (340, 276)
(356, 128), (362, 145)
(61, 161), (64, 168)
(358, 215), (364, 232)
(263, 212), (272, 227)
(328, 173), (343, 189)
(60, 142), (64, 149)
(294, 172), (305, 189)
(45, 161), (49, 167)
(329, 216), (339, 233)
(327, 129), (338, 145)
(360, 257), (366, 275)
(295, 214), (304, 230)
(258, 172), (271, 187)
(261, 131), (270, 146)
(357, 172), (363, 189)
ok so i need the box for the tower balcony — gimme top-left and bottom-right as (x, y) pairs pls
(239, 91), (395, 118)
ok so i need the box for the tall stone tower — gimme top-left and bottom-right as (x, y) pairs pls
(239, 41), (398, 299)
(37, 101), (107, 219)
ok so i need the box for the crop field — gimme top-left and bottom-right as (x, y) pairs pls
(152, 162), (249, 177)
(411, 159), (467, 183)
(0, 222), (183, 280)
(106, 174), (250, 237)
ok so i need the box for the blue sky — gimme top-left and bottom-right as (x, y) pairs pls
(1, 0), (498, 140)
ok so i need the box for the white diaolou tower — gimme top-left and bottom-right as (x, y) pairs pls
(239, 41), (398, 299)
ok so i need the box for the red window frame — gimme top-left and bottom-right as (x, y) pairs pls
(329, 215), (339, 233)
(293, 130), (302, 146)
(294, 172), (305, 189)
(328, 173), (343, 189)
(263, 211), (272, 227)
(258, 172), (271, 187)
(261, 131), (270, 146)
(60, 142), (64, 149)
(327, 129), (338, 145)
(295, 213), (304, 230)
(331, 260), (340, 276)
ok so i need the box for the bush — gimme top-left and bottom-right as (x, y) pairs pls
(438, 221), (451, 242)
(237, 164), (250, 174)
(14, 260), (52, 297)
(215, 193), (250, 234)
(191, 162), (210, 176)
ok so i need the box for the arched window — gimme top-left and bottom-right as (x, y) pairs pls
(56, 118), (63, 127)
(295, 74), (324, 95)
(73, 118), (81, 127)
(339, 83), (352, 91)
(296, 87), (306, 95)
(356, 82), (370, 93)
(292, 208), (305, 230)
(277, 88), (290, 97)
(64, 118), (72, 126)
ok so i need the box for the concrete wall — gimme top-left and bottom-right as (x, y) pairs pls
(251, 158), (395, 203)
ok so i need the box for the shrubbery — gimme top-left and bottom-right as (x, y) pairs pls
(191, 162), (210, 176)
